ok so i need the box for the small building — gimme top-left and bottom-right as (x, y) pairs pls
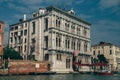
(9, 6), (91, 73)
(0, 20), (4, 59)
(91, 42), (120, 72)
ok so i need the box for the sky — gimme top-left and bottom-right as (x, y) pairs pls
(0, 0), (120, 46)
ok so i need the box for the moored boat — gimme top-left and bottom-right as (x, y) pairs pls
(97, 69), (113, 75)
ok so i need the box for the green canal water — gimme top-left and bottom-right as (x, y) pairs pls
(0, 74), (120, 80)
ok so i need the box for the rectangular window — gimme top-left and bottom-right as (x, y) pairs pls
(25, 23), (27, 27)
(24, 38), (26, 43)
(45, 18), (48, 31)
(45, 36), (48, 49)
(110, 50), (112, 55)
(24, 30), (27, 35)
(21, 31), (23, 36)
(0, 36), (1, 45)
(77, 27), (80, 35)
(65, 23), (69, 31)
(45, 54), (49, 61)
(0, 24), (1, 30)
(56, 18), (60, 28)
(57, 54), (61, 60)
(98, 50), (100, 54)
(32, 22), (36, 34)
(83, 28), (87, 36)
(31, 38), (36, 43)
(24, 45), (26, 52)
(93, 51), (95, 55)
(10, 27), (14, 31)
(11, 37), (13, 43)
(71, 25), (75, 33)
(14, 32), (18, 37)
(15, 26), (18, 30)
(66, 59), (70, 68)
(11, 33), (13, 36)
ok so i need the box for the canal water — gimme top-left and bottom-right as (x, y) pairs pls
(0, 74), (120, 80)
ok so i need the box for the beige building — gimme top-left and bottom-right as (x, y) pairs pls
(0, 20), (4, 59)
(9, 6), (91, 73)
(91, 42), (120, 71)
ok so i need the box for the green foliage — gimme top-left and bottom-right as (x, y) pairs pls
(97, 54), (108, 63)
(3, 46), (23, 60)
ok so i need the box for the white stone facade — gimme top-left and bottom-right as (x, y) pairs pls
(9, 6), (91, 73)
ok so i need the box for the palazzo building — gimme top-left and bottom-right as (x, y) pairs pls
(9, 6), (91, 73)
(91, 42), (120, 71)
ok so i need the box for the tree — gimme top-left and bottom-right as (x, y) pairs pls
(3, 46), (23, 60)
(97, 54), (108, 63)
(97, 54), (108, 70)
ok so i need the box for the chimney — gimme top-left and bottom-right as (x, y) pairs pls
(24, 14), (26, 21)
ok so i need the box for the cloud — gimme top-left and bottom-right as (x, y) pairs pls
(91, 19), (120, 45)
(19, 0), (43, 5)
(78, 14), (93, 20)
(7, 3), (31, 13)
(99, 0), (120, 9)
(4, 31), (9, 46)
(3, 22), (10, 46)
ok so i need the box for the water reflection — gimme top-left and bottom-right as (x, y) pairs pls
(0, 74), (120, 80)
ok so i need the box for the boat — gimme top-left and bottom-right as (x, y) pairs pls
(97, 69), (113, 75)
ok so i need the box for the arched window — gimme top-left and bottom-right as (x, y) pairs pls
(56, 34), (61, 47)
(74, 41), (76, 50)
(84, 42), (88, 52)
(59, 38), (61, 47)
(56, 17), (61, 28)
(56, 37), (58, 47)
(68, 39), (70, 49)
